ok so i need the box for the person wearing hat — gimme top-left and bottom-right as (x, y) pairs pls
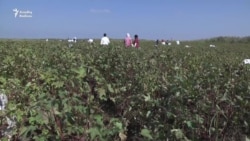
(124, 33), (132, 47)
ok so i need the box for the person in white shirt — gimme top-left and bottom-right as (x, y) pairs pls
(100, 33), (110, 46)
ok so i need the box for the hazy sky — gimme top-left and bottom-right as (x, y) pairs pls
(0, 0), (249, 40)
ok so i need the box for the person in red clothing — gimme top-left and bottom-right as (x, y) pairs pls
(132, 34), (140, 48)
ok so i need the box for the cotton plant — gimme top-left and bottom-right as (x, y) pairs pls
(0, 93), (8, 110)
(0, 92), (16, 140)
(243, 59), (250, 64)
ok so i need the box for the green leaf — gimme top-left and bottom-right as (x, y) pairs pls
(171, 129), (190, 141)
(107, 84), (114, 93)
(171, 129), (184, 139)
(88, 127), (101, 140)
(160, 54), (166, 58)
(94, 115), (103, 126)
(115, 122), (123, 131)
(146, 111), (151, 118)
(52, 81), (64, 88)
(20, 126), (36, 137)
(53, 107), (61, 115)
(0, 77), (7, 84)
(149, 58), (156, 65)
(236, 95), (243, 101)
(143, 94), (151, 102)
(185, 121), (193, 128)
(72, 66), (86, 78)
(19, 126), (28, 137)
(220, 93), (228, 101)
(195, 114), (204, 124)
(246, 136), (250, 141)
(97, 88), (106, 100)
(140, 128), (153, 140)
